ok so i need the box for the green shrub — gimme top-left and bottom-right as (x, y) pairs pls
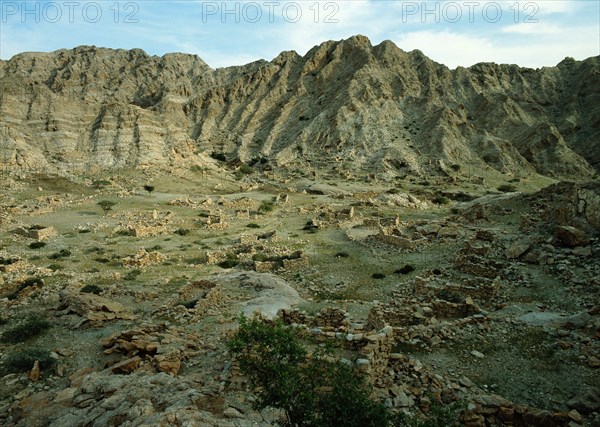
(124, 269), (142, 281)
(246, 223), (261, 229)
(497, 184), (517, 193)
(1, 316), (51, 343)
(436, 289), (463, 303)
(2, 348), (55, 373)
(450, 164), (461, 171)
(29, 241), (46, 249)
(432, 196), (450, 205)
(228, 316), (390, 427)
(143, 184), (155, 194)
(47, 263), (64, 271)
(395, 265), (415, 275)
(48, 249), (71, 260)
(258, 201), (274, 213)
(335, 252), (350, 258)
(239, 164), (255, 175)
(175, 228), (190, 236)
(81, 284), (103, 295)
(218, 259), (239, 269)
(371, 273), (386, 279)
(211, 152), (227, 162)
(92, 179), (111, 189)
(97, 200), (116, 213)
(176, 299), (198, 309)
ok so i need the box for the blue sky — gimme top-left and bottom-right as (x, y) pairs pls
(1, 1), (599, 68)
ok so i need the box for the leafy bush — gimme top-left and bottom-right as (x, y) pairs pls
(395, 264), (415, 275)
(497, 184), (517, 193)
(372, 273), (386, 279)
(258, 201), (274, 213)
(436, 289), (463, 303)
(246, 223), (261, 229)
(239, 164), (255, 175)
(218, 259), (239, 269)
(450, 164), (461, 171)
(97, 200), (116, 212)
(175, 228), (190, 236)
(48, 249), (71, 260)
(2, 348), (55, 373)
(211, 152), (227, 162)
(47, 263), (64, 271)
(81, 284), (103, 295)
(124, 269), (142, 281)
(29, 241), (47, 249)
(1, 316), (51, 343)
(176, 299), (198, 309)
(228, 316), (390, 427)
(432, 196), (450, 205)
(335, 251), (350, 258)
(143, 184), (155, 194)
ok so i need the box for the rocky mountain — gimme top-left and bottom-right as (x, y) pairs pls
(1, 35), (598, 180)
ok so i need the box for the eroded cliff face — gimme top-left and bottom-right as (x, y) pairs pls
(1, 35), (598, 179)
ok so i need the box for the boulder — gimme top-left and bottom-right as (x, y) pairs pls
(554, 226), (589, 247)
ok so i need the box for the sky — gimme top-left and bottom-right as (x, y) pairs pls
(0, 0), (599, 69)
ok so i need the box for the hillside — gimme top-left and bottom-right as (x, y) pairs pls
(1, 35), (599, 181)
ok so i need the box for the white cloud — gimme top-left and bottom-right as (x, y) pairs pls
(502, 23), (562, 34)
(394, 27), (599, 69)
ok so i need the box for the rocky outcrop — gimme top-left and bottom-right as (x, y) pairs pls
(1, 36), (598, 179)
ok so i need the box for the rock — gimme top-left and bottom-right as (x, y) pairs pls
(567, 387), (600, 414)
(155, 352), (182, 376)
(53, 387), (77, 406)
(588, 356), (600, 368)
(568, 409), (583, 423)
(506, 240), (531, 259)
(223, 407), (245, 419)
(28, 360), (41, 381)
(110, 356), (142, 374)
(394, 392), (410, 407)
(563, 312), (592, 329)
(470, 350), (485, 359)
(554, 226), (589, 247)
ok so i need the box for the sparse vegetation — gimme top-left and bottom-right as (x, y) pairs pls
(97, 200), (116, 213)
(143, 184), (155, 194)
(246, 222), (261, 228)
(2, 348), (56, 374)
(371, 273), (386, 279)
(258, 200), (274, 213)
(1, 316), (51, 343)
(497, 184), (517, 193)
(395, 264), (415, 275)
(29, 241), (47, 249)
(81, 284), (103, 294)
(175, 228), (190, 236)
(124, 269), (142, 281)
(48, 248), (72, 259)
(218, 259), (239, 269)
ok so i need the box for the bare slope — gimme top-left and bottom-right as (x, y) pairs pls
(1, 35), (598, 179)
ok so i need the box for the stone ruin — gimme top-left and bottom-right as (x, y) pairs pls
(14, 224), (58, 240)
(123, 249), (167, 268)
(114, 210), (174, 237)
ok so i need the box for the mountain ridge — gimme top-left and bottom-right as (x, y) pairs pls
(1, 35), (598, 181)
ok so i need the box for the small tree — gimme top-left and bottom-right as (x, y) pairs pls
(97, 200), (116, 213)
(228, 316), (390, 427)
(143, 184), (155, 195)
